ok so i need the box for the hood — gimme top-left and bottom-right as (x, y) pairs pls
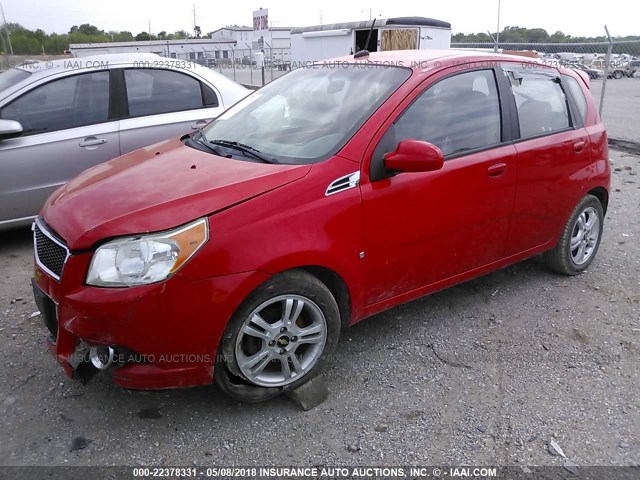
(42, 138), (310, 249)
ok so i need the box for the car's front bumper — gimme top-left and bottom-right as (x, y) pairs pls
(32, 253), (269, 390)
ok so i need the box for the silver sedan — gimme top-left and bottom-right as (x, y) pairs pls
(0, 53), (249, 230)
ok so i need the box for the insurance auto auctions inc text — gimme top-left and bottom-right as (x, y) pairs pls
(255, 466), (497, 478)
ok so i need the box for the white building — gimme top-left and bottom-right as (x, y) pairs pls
(291, 17), (451, 64)
(69, 38), (237, 60)
(210, 27), (254, 45)
(209, 26), (291, 61)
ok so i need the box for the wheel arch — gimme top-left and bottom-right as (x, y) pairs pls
(588, 186), (609, 215)
(297, 265), (352, 330)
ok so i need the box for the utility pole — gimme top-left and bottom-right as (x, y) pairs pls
(495, 0), (501, 53)
(192, 3), (201, 38)
(0, 2), (13, 55)
(148, 19), (152, 44)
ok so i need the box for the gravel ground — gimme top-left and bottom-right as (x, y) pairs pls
(0, 149), (638, 468)
(589, 78), (640, 144)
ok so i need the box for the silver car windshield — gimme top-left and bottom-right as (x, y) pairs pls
(0, 69), (31, 92)
(201, 64), (411, 164)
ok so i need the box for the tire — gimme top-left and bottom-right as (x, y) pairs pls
(613, 70), (624, 80)
(215, 270), (340, 402)
(544, 194), (604, 276)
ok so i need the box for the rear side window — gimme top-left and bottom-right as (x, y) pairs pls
(563, 75), (588, 124)
(0, 68), (31, 91)
(124, 69), (214, 117)
(392, 69), (502, 157)
(0, 71), (110, 135)
(509, 71), (570, 139)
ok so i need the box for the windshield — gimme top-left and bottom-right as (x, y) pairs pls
(0, 69), (31, 92)
(201, 64), (411, 164)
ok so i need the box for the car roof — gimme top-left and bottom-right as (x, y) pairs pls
(2, 53), (249, 105)
(14, 53), (161, 76)
(329, 49), (556, 72)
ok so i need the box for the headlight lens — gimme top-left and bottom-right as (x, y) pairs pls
(86, 218), (208, 287)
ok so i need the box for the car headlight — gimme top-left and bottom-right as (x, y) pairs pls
(86, 218), (208, 287)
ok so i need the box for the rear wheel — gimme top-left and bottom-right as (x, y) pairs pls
(613, 70), (624, 79)
(544, 194), (604, 275)
(215, 270), (340, 402)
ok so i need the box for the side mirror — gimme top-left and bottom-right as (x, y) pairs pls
(384, 139), (444, 173)
(0, 119), (24, 141)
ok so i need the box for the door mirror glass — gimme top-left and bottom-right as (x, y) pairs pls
(0, 119), (23, 141)
(384, 139), (444, 173)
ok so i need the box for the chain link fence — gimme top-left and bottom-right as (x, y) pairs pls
(190, 39), (640, 145)
(172, 46), (291, 90)
(451, 40), (640, 145)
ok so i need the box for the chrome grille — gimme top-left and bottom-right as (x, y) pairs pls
(33, 220), (69, 280)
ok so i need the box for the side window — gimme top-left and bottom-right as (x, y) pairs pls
(123, 69), (210, 117)
(562, 75), (587, 124)
(0, 71), (110, 135)
(393, 69), (502, 157)
(509, 71), (571, 138)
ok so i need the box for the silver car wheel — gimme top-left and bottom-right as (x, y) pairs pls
(235, 295), (327, 388)
(569, 206), (600, 265)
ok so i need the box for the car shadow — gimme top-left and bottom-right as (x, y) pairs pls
(0, 226), (33, 256)
(77, 255), (557, 418)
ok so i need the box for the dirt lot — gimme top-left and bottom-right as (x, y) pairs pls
(0, 149), (638, 468)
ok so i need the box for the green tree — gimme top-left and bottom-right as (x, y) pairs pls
(173, 30), (190, 39)
(113, 31), (134, 42)
(135, 31), (151, 41)
(44, 33), (70, 54)
(77, 24), (103, 36)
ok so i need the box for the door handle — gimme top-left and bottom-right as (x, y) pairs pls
(487, 163), (507, 177)
(191, 120), (209, 130)
(573, 141), (586, 153)
(79, 138), (107, 147)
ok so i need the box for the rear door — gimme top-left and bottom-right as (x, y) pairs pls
(501, 64), (592, 256)
(117, 68), (224, 153)
(0, 70), (120, 224)
(360, 67), (518, 305)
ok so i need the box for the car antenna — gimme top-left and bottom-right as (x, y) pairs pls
(354, 18), (376, 59)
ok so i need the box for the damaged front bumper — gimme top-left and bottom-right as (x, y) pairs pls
(31, 253), (270, 390)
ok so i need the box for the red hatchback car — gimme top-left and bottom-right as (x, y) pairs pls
(32, 50), (610, 402)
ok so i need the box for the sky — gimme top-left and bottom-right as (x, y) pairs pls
(2, 0), (636, 38)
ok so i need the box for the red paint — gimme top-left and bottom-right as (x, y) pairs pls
(35, 51), (610, 389)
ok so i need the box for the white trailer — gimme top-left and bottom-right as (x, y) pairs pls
(291, 16), (451, 65)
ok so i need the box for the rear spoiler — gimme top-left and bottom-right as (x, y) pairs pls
(574, 69), (590, 89)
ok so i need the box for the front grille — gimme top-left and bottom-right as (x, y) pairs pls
(34, 221), (69, 280)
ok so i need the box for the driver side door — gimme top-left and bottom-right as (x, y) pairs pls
(360, 67), (518, 306)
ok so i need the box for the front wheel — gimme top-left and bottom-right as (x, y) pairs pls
(215, 270), (340, 402)
(613, 70), (624, 79)
(544, 194), (604, 275)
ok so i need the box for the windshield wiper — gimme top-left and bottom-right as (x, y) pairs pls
(187, 132), (225, 156)
(209, 139), (278, 164)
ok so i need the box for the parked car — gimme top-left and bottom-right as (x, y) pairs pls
(0, 53), (249, 230)
(241, 55), (257, 67)
(568, 62), (604, 79)
(32, 50), (609, 402)
(273, 59), (291, 71)
(607, 59), (636, 79)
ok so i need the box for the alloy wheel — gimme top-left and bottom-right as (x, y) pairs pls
(569, 206), (600, 265)
(234, 295), (327, 387)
